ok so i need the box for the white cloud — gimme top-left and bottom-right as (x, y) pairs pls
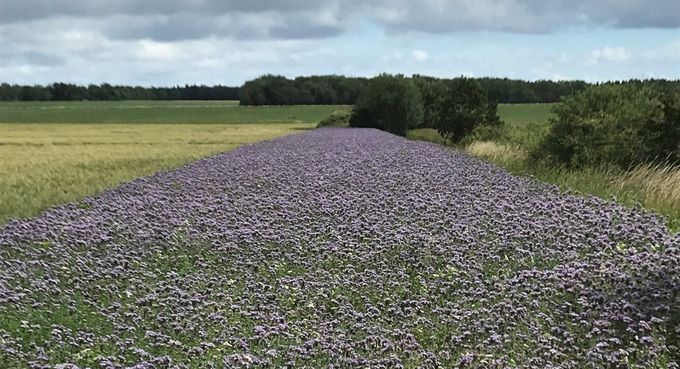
(643, 39), (680, 60)
(2, 2), (680, 86)
(590, 47), (632, 63)
(412, 50), (429, 62)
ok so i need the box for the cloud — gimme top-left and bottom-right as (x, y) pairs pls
(0, 1), (354, 44)
(0, 50), (65, 67)
(0, 1), (326, 25)
(412, 50), (429, 62)
(590, 47), (632, 63)
(1, 1), (680, 86)
(644, 39), (680, 60)
(364, 0), (680, 34)
(1, 0), (679, 37)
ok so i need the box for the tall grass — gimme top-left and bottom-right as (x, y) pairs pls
(465, 141), (527, 163)
(615, 163), (680, 213)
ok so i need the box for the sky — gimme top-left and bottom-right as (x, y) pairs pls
(1, 0), (679, 87)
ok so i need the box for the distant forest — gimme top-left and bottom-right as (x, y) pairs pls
(238, 75), (680, 106)
(2, 76), (680, 105)
(0, 83), (239, 102)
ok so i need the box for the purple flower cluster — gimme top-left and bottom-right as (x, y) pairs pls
(1, 128), (679, 368)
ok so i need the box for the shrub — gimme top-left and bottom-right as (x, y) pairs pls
(461, 121), (508, 145)
(434, 77), (503, 143)
(317, 110), (351, 128)
(533, 84), (678, 169)
(349, 74), (424, 136)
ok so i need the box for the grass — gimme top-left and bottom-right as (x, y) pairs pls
(406, 103), (680, 233)
(316, 109), (351, 128)
(0, 123), (313, 225)
(0, 100), (350, 124)
(405, 128), (447, 145)
(497, 103), (554, 126)
(465, 141), (527, 163)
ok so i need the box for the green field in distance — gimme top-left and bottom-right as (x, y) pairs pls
(497, 103), (554, 126)
(0, 100), (351, 124)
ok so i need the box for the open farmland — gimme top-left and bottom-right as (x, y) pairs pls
(0, 101), (349, 124)
(1, 128), (678, 368)
(0, 123), (313, 225)
(0, 102), (547, 225)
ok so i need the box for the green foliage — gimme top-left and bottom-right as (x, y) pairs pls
(3, 83), (240, 102)
(349, 74), (424, 136)
(478, 78), (589, 104)
(412, 75), (448, 129)
(643, 94), (680, 164)
(461, 122), (508, 145)
(239, 75), (298, 106)
(434, 77), (503, 143)
(317, 109), (351, 128)
(533, 84), (680, 169)
(239, 75), (369, 106)
(4, 77), (680, 105)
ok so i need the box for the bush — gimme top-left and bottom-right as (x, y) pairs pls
(316, 109), (351, 128)
(460, 122), (507, 145)
(349, 74), (424, 136)
(433, 77), (503, 144)
(533, 84), (680, 169)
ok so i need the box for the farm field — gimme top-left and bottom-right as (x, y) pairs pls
(0, 100), (349, 124)
(0, 102), (544, 225)
(497, 103), (554, 126)
(0, 100), (542, 126)
(1, 129), (678, 367)
(0, 123), (313, 224)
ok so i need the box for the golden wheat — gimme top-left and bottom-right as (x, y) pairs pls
(0, 123), (312, 223)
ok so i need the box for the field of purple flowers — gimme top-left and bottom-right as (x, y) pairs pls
(1, 128), (679, 368)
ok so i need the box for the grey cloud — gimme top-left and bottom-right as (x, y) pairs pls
(23, 51), (65, 66)
(268, 12), (347, 40)
(104, 15), (220, 42)
(0, 0), (327, 24)
(270, 24), (345, 40)
(363, 0), (680, 33)
(0, 49), (65, 67)
(584, 1), (680, 29)
(102, 11), (345, 42)
(0, 0), (679, 43)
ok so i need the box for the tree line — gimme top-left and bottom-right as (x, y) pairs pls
(238, 75), (370, 106)
(347, 74), (503, 142)
(3, 76), (680, 105)
(0, 83), (239, 102)
(239, 75), (680, 106)
(337, 73), (680, 171)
